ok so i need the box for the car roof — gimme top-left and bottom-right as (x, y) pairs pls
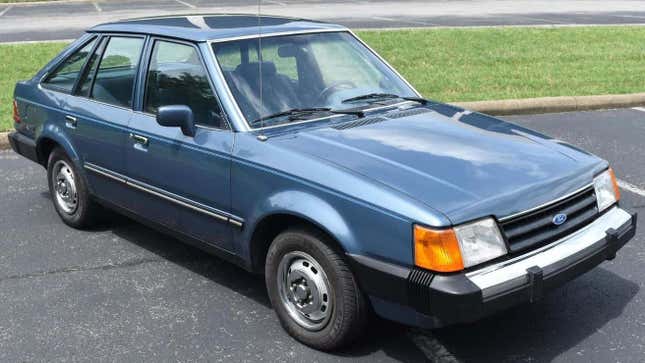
(89, 14), (348, 42)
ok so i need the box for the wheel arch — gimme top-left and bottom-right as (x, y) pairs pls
(36, 127), (81, 168)
(248, 212), (350, 274)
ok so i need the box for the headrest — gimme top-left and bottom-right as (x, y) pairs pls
(235, 61), (277, 79)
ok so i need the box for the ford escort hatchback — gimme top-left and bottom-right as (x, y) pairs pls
(8, 15), (637, 350)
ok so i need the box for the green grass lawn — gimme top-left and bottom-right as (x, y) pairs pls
(357, 27), (645, 102)
(2, 26), (645, 131)
(1, 42), (68, 131)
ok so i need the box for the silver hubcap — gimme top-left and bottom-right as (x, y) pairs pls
(277, 251), (333, 331)
(51, 160), (78, 214)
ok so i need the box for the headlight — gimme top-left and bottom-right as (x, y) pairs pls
(454, 218), (507, 268)
(594, 168), (620, 212)
(414, 218), (507, 272)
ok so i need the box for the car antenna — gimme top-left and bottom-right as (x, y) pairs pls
(257, 0), (266, 136)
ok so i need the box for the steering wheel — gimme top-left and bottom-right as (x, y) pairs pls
(316, 80), (357, 102)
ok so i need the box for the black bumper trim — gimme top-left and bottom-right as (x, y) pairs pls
(8, 132), (38, 164)
(350, 210), (637, 329)
(347, 253), (411, 306)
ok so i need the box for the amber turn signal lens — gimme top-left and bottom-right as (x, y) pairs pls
(609, 168), (621, 202)
(414, 225), (464, 272)
(12, 99), (21, 123)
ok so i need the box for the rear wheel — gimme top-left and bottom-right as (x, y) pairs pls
(265, 227), (368, 350)
(47, 147), (101, 229)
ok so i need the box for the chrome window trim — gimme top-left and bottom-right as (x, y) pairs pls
(498, 183), (595, 222)
(81, 97), (135, 112)
(132, 110), (232, 133)
(38, 80), (136, 113)
(208, 28), (344, 44)
(207, 29), (421, 132)
(40, 34), (147, 111)
(39, 35), (100, 95)
(84, 162), (244, 227)
(207, 38), (250, 132)
(347, 29), (422, 98)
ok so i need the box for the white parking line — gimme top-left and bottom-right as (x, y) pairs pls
(632, 107), (645, 112)
(372, 16), (434, 26)
(409, 331), (460, 362)
(617, 15), (645, 20)
(92, 1), (102, 12)
(174, 0), (196, 9)
(0, 5), (13, 17)
(618, 179), (645, 198)
(264, 0), (287, 5)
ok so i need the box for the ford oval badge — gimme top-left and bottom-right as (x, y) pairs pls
(552, 213), (567, 226)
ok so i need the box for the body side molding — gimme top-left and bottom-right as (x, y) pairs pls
(84, 162), (244, 228)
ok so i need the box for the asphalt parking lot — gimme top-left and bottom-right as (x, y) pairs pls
(1, 108), (644, 362)
(2, 0), (645, 42)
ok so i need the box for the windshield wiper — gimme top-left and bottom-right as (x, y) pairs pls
(342, 93), (433, 105)
(342, 93), (400, 104)
(331, 109), (365, 118)
(250, 108), (332, 125)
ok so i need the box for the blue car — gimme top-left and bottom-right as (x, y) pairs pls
(8, 15), (637, 350)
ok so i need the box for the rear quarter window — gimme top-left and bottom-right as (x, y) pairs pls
(42, 38), (98, 93)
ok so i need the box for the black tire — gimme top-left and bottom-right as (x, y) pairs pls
(47, 147), (101, 229)
(265, 227), (368, 351)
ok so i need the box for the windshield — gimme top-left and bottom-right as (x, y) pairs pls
(212, 31), (417, 128)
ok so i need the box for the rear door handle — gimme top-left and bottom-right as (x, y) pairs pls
(65, 115), (77, 128)
(129, 133), (149, 146)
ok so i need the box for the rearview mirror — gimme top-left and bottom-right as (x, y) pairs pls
(157, 105), (195, 137)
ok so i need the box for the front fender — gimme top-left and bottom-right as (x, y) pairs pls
(239, 186), (416, 268)
(243, 189), (357, 252)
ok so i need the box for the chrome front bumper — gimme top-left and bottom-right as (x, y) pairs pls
(467, 206), (634, 299)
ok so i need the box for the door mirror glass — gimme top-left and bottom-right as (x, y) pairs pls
(156, 105), (195, 137)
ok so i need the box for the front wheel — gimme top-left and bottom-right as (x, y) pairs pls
(265, 227), (368, 350)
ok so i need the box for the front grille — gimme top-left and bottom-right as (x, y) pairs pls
(499, 186), (599, 253)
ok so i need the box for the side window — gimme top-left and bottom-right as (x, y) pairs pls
(76, 37), (107, 97)
(145, 40), (224, 128)
(91, 37), (144, 108)
(42, 38), (97, 93)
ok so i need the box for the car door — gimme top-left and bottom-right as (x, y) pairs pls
(43, 34), (146, 206)
(125, 38), (235, 251)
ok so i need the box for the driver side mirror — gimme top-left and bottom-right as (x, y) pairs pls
(156, 105), (195, 137)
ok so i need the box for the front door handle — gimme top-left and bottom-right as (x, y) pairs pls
(129, 133), (149, 146)
(65, 115), (77, 128)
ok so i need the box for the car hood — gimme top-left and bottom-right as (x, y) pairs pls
(269, 106), (605, 224)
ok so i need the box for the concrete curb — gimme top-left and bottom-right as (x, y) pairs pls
(1, 131), (10, 151)
(451, 93), (645, 116)
(2, 93), (644, 150)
